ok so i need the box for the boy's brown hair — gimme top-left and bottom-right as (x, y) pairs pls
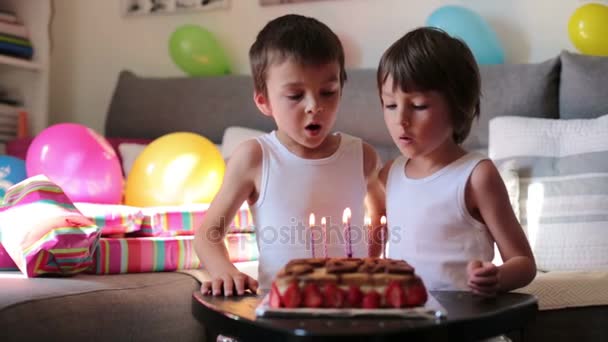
(249, 14), (347, 95)
(377, 27), (481, 145)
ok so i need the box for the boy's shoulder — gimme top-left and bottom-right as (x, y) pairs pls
(361, 141), (380, 179)
(227, 138), (264, 169)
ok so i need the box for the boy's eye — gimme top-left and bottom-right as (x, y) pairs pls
(412, 104), (428, 110)
(286, 94), (303, 101)
(321, 90), (337, 97)
(384, 103), (397, 110)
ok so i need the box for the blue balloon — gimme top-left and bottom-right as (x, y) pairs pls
(0, 155), (27, 198)
(426, 6), (505, 65)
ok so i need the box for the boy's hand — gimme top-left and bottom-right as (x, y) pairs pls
(200, 271), (259, 296)
(467, 260), (499, 297)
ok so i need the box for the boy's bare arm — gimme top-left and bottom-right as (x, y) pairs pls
(194, 139), (262, 295)
(362, 143), (385, 257)
(468, 160), (536, 293)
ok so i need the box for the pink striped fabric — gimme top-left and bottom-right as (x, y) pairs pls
(75, 202), (144, 236)
(0, 175), (100, 277)
(138, 204), (254, 237)
(88, 233), (258, 274)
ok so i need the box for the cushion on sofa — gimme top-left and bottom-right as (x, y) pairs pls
(0, 272), (205, 342)
(489, 115), (608, 272)
(463, 57), (560, 150)
(221, 126), (266, 159)
(559, 51), (608, 119)
(105, 71), (275, 144)
(516, 271), (608, 311)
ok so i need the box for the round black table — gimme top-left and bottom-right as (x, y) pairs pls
(192, 291), (537, 341)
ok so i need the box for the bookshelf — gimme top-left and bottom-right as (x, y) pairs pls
(0, 54), (41, 71)
(0, 0), (50, 148)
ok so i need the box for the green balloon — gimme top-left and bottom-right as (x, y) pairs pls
(169, 25), (231, 76)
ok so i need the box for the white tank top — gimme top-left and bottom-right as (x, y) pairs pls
(386, 152), (494, 291)
(250, 131), (368, 289)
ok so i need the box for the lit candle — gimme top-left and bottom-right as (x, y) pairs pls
(321, 217), (328, 258)
(380, 215), (387, 259)
(364, 215), (371, 257)
(309, 213), (316, 258)
(342, 208), (352, 258)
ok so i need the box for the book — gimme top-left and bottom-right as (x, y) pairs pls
(0, 11), (18, 24)
(0, 21), (28, 40)
(0, 40), (33, 59)
(0, 102), (23, 115)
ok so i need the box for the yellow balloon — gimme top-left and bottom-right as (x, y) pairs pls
(125, 132), (225, 207)
(568, 3), (608, 56)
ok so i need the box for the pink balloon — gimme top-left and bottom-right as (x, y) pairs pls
(26, 123), (124, 204)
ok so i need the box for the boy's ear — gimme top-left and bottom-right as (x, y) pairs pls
(254, 91), (272, 117)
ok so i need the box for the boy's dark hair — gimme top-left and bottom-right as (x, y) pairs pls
(377, 27), (480, 145)
(249, 14), (347, 95)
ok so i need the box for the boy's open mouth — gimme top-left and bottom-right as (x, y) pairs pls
(305, 123), (322, 132)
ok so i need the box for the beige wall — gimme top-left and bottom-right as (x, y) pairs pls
(50, 0), (578, 133)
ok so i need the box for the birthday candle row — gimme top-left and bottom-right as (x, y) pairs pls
(307, 208), (387, 259)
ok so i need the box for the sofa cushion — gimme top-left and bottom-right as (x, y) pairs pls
(0, 272), (205, 342)
(463, 57), (560, 150)
(516, 271), (608, 311)
(105, 71), (275, 144)
(559, 51), (608, 119)
(221, 126), (266, 159)
(104, 70), (401, 160)
(489, 115), (608, 272)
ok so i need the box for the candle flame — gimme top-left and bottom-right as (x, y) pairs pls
(321, 217), (326, 225)
(309, 213), (315, 226)
(342, 208), (351, 223)
(364, 216), (371, 226)
(381, 216), (386, 225)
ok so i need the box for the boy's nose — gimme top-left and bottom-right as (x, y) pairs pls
(305, 99), (323, 114)
(398, 111), (410, 126)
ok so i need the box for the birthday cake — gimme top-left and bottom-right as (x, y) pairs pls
(269, 257), (427, 309)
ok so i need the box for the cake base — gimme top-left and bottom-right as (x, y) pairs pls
(269, 257), (429, 309)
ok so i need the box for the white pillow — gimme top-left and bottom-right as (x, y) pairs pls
(118, 142), (224, 178)
(118, 143), (147, 178)
(489, 114), (608, 271)
(221, 126), (267, 159)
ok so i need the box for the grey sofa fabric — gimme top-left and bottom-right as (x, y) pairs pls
(106, 62), (561, 156)
(105, 71), (274, 144)
(0, 273), (204, 342)
(559, 50), (608, 119)
(106, 69), (400, 160)
(463, 57), (561, 149)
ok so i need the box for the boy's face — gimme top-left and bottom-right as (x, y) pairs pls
(254, 59), (341, 151)
(380, 75), (455, 159)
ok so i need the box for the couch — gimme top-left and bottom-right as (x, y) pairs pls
(1, 50), (607, 341)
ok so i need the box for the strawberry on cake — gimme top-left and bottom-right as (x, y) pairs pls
(269, 257), (428, 309)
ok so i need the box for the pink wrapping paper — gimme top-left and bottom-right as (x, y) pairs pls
(226, 233), (259, 263)
(75, 202), (144, 236)
(0, 175), (101, 277)
(0, 242), (17, 271)
(88, 233), (258, 274)
(138, 204), (253, 237)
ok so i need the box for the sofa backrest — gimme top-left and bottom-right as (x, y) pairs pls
(105, 57), (570, 158)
